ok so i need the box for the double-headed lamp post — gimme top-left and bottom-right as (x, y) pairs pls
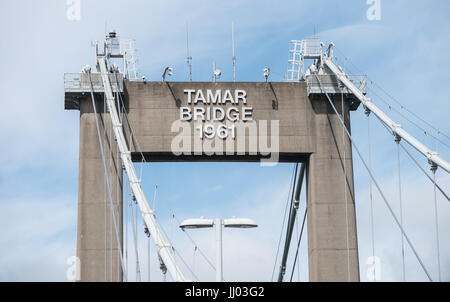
(179, 217), (258, 282)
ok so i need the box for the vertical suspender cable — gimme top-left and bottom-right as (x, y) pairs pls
(296, 215), (300, 281)
(117, 142), (120, 281)
(86, 70), (127, 280)
(135, 198), (139, 281)
(432, 167), (442, 281)
(104, 93), (107, 282)
(148, 233), (151, 282)
(99, 64), (187, 281)
(365, 108), (377, 282)
(109, 103), (113, 282)
(129, 193), (142, 281)
(396, 139), (406, 282)
(314, 72), (433, 281)
(271, 164), (296, 281)
(110, 70), (189, 282)
(341, 86), (351, 282)
(277, 163), (299, 282)
(289, 206), (307, 282)
(193, 246), (197, 278)
(432, 137), (442, 282)
(125, 172), (128, 281)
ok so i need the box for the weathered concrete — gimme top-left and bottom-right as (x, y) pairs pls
(70, 81), (359, 282)
(77, 96), (123, 282)
(307, 94), (360, 281)
(124, 82), (316, 160)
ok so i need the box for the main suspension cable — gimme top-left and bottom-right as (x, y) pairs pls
(334, 45), (450, 143)
(314, 72), (433, 281)
(87, 70), (127, 280)
(377, 121), (450, 203)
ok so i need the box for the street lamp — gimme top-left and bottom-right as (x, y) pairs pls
(162, 67), (173, 81)
(179, 216), (258, 282)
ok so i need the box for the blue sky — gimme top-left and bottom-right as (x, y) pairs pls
(0, 0), (450, 282)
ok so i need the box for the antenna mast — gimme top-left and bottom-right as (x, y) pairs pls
(186, 22), (193, 81)
(232, 22), (236, 82)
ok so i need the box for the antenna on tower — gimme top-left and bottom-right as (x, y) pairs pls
(186, 21), (193, 81)
(232, 22), (236, 82)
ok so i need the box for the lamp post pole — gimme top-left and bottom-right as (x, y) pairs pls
(179, 217), (257, 282)
(215, 218), (223, 282)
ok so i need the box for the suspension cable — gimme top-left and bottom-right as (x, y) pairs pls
(289, 206), (307, 282)
(271, 164), (297, 281)
(173, 215), (216, 272)
(368, 87), (450, 150)
(128, 191), (141, 282)
(87, 70), (127, 280)
(377, 122), (450, 203)
(295, 210), (300, 280)
(125, 172), (129, 281)
(395, 139), (406, 282)
(109, 103), (113, 282)
(431, 167), (442, 282)
(114, 73), (211, 278)
(116, 137), (121, 281)
(114, 72), (198, 280)
(277, 163), (300, 282)
(365, 108), (377, 282)
(334, 45), (450, 143)
(314, 72), (433, 281)
(147, 230), (151, 282)
(173, 248), (200, 281)
(341, 86), (351, 282)
(110, 70), (189, 281)
(193, 246), (197, 278)
(103, 93), (108, 281)
(135, 194), (140, 281)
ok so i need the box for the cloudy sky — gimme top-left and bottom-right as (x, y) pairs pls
(0, 0), (449, 282)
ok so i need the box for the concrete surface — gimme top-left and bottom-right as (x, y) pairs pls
(70, 81), (359, 282)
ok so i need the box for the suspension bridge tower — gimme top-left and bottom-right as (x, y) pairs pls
(65, 33), (365, 282)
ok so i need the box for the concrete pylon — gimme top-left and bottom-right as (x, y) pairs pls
(307, 95), (360, 282)
(68, 81), (360, 282)
(76, 96), (123, 282)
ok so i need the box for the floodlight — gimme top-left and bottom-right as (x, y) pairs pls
(223, 217), (258, 228)
(179, 218), (214, 229)
(82, 65), (91, 73)
(162, 67), (173, 81)
(264, 68), (270, 82)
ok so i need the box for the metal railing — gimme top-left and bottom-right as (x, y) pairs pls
(64, 73), (123, 93)
(306, 74), (367, 95)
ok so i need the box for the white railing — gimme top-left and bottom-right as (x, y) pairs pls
(306, 74), (367, 95)
(64, 73), (123, 93)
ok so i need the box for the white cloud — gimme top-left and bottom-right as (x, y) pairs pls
(0, 0), (449, 283)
